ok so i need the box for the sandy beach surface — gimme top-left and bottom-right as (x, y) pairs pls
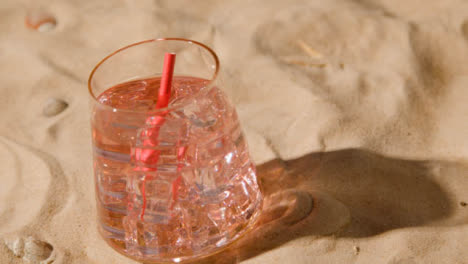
(1, 0), (468, 263)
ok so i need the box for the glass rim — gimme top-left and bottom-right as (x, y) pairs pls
(87, 38), (220, 114)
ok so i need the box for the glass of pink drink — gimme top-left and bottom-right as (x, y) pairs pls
(88, 38), (263, 263)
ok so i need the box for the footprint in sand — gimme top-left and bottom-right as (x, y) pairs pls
(0, 138), (51, 233)
(253, 4), (434, 144)
(0, 137), (68, 233)
(253, 4), (412, 108)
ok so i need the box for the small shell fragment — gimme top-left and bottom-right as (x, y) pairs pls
(4, 236), (54, 262)
(42, 98), (68, 117)
(25, 10), (57, 32)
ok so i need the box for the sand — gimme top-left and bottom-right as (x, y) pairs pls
(1, 0), (467, 263)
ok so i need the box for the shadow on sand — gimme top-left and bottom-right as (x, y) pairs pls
(151, 149), (457, 263)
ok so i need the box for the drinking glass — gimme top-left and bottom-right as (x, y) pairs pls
(88, 38), (263, 263)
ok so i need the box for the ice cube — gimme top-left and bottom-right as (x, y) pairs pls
(142, 198), (172, 224)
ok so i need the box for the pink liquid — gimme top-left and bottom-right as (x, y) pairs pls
(92, 76), (262, 262)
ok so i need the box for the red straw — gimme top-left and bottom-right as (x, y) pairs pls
(156, 53), (176, 109)
(139, 53), (176, 220)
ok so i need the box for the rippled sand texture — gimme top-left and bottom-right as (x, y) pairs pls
(1, 0), (468, 263)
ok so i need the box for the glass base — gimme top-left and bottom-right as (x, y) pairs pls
(99, 194), (263, 263)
